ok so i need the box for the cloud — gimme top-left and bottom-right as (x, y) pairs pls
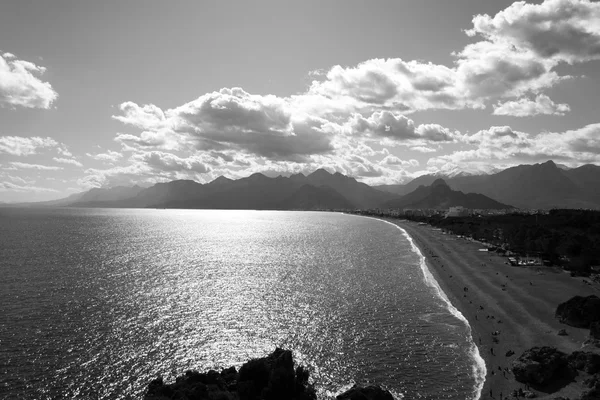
(306, 58), (470, 114)
(304, 43), (564, 114)
(301, 0), (600, 116)
(110, 89), (455, 189)
(80, 162), (153, 189)
(8, 161), (63, 171)
(53, 157), (83, 167)
(112, 102), (167, 130)
(114, 87), (335, 161)
(411, 146), (436, 153)
(342, 111), (458, 142)
(136, 151), (211, 174)
(114, 131), (179, 151)
(493, 94), (571, 116)
(380, 155), (420, 167)
(57, 146), (72, 157)
(466, 0), (600, 64)
(0, 181), (58, 193)
(104, 0), (600, 188)
(430, 122), (600, 170)
(77, 174), (107, 190)
(0, 52), (58, 109)
(453, 40), (564, 101)
(80, 149), (218, 189)
(0, 136), (58, 156)
(86, 150), (123, 162)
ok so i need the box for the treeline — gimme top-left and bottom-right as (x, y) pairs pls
(362, 210), (600, 275)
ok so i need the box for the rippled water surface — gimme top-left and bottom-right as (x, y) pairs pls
(1, 208), (478, 399)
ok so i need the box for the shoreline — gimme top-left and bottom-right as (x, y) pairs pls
(398, 225), (487, 400)
(387, 218), (599, 400)
(359, 215), (486, 399)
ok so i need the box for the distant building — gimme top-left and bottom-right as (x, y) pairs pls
(404, 209), (423, 217)
(446, 206), (470, 217)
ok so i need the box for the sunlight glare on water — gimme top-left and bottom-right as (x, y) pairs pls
(0, 208), (478, 399)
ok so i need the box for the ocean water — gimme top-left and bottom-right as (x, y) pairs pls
(0, 208), (483, 399)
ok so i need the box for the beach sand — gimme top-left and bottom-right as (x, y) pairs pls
(389, 219), (600, 400)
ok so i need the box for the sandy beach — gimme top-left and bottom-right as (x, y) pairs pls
(388, 219), (600, 400)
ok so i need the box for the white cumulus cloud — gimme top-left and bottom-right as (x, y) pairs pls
(467, 0), (600, 64)
(0, 52), (58, 109)
(493, 94), (571, 116)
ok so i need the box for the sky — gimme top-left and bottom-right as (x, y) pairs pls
(2, 0), (600, 202)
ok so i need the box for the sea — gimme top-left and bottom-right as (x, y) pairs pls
(0, 208), (485, 400)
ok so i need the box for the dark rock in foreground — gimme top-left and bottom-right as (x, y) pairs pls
(336, 385), (394, 400)
(512, 347), (600, 399)
(568, 352), (600, 375)
(511, 346), (569, 385)
(581, 374), (600, 400)
(556, 295), (600, 328)
(145, 348), (316, 400)
(145, 348), (395, 400)
(590, 322), (600, 340)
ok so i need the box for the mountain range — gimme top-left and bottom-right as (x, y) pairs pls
(376, 160), (600, 209)
(7, 160), (600, 211)
(382, 179), (511, 210)
(30, 169), (395, 210)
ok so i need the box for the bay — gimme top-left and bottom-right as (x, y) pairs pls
(0, 208), (478, 399)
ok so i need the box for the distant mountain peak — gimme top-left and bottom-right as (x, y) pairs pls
(375, 160), (600, 209)
(247, 172), (268, 181)
(539, 160), (558, 169)
(431, 178), (449, 187)
(209, 175), (233, 185)
(309, 168), (332, 178)
(383, 177), (511, 210)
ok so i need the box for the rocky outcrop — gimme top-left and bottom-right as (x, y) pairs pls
(581, 374), (600, 399)
(555, 295), (600, 328)
(590, 322), (600, 340)
(568, 352), (600, 375)
(145, 348), (316, 400)
(336, 385), (395, 400)
(144, 348), (395, 400)
(512, 347), (600, 399)
(511, 347), (569, 385)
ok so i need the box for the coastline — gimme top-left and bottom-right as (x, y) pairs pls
(387, 218), (599, 400)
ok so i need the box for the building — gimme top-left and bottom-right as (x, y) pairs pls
(446, 206), (470, 217)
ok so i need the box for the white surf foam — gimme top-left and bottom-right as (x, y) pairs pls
(347, 214), (487, 400)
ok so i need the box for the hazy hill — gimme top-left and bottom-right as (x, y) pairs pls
(276, 184), (355, 210)
(22, 192), (85, 207)
(24, 161), (598, 211)
(15, 185), (145, 208)
(77, 185), (145, 204)
(448, 161), (596, 209)
(45, 169), (394, 210)
(383, 179), (512, 210)
(374, 170), (481, 196)
(304, 168), (397, 208)
(156, 170), (394, 209)
(379, 161), (600, 209)
(376, 174), (442, 196)
(165, 174), (305, 209)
